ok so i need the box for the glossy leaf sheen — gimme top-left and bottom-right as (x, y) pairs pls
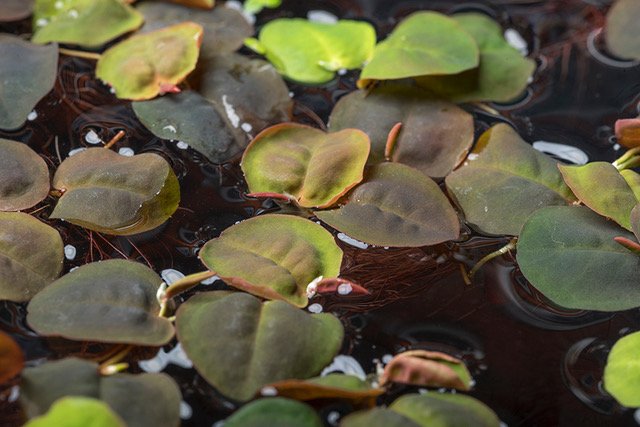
(32, 0), (143, 47)
(446, 124), (576, 236)
(0, 212), (63, 302)
(604, 331), (640, 407)
(517, 206), (640, 311)
(316, 162), (460, 247)
(96, 23), (203, 100)
(24, 397), (125, 427)
(0, 330), (23, 384)
(27, 259), (175, 345)
(0, 35), (57, 131)
(199, 214), (343, 307)
(559, 162), (638, 230)
(416, 13), (535, 103)
(380, 350), (471, 390)
(0, 139), (50, 211)
(242, 123), (369, 207)
(358, 11), (478, 88)
(224, 398), (323, 427)
(253, 18), (376, 84)
(605, 0), (640, 60)
(328, 85), (473, 177)
(176, 291), (344, 401)
(51, 148), (180, 235)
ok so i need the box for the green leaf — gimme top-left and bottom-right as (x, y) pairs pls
(250, 18), (376, 84)
(50, 148), (180, 235)
(135, 2), (251, 60)
(328, 85), (474, 177)
(24, 397), (125, 427)
(242, 123), (369, 208)
(605, 0), (640, 60)
(0, 0), (35, 22)
(446, 124), (576, 236)
(224, 398), (322, 427)
(604, 331), (640, 407)
(199, 214), (343, 307)
(517, 206), (640, 311)
(175, 291), (344, 401)
(27, 259), (175, 345)
(0, 212), (63, 302)
(559, 162), (638, 230)
(0, 35), (57, 131)
(0, 330), (23, 384)
(622, 169), (640, 200)
(32, 0), (143, 47)
(316, 162), (460, 247)
(380, 350), (471, 391)
(20, 357), (182, 427)
(96, 22), (203, 100)
(244, 0), (281, 14)
(0, 138), (50, 211)
(358, 11), (479, 88)
(416, 13), (535, 103)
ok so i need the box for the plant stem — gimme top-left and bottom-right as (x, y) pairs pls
(163, 270), (218, 300)
(468, 238), (517, 278)
(613, 146), (640, 170)
(103, 130), (125, 150)
(98, 345), (134, 373)
(58, 47), (102, 61)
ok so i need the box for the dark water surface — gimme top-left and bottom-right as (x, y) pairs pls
(2, 1), (640, 426)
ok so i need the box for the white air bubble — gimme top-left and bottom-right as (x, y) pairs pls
(260, 386), (278, 396)
(308, 303), (323, 313)
(85, 130), (102, 144)
(504, 28), (528, 55)
(161, 269), (185, 286)
(381, 354), (393, 364)
(241, 122), (253, 132)
(176, 141), (188, 149)
(68, 147), (87, 156)
(337, 233), (368, 249)
(64, 245), (76, 260)
(180, 401), (192, 419)
(163, 125), (177, 133)
(200, 275), (219, 285)
(118, 147), (134, 157)
(307, 10), (338, 24)
(532, 141), (588, 165)
(337, 283), (352, 295)
(27, 111), (38, 121)
(327, 411), (341, 425)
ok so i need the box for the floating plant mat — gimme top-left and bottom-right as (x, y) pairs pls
(2, 0), (640, 426)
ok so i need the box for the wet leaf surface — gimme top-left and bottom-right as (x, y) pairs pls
(20, 358), (181, 427)
(328, 85), (473, 177)
(224, 397), (323, 427)
(358, 11), (478, 88)
(136, 2), (251, 59)
(605, 0), (640, 60)
(199, 214), (343, 307)
(24, 396), (125, 427)
(446, 124), (576, 236)
(0, 330), (23, 384)
(242, 123), (369, 207)
(265, 373), (383, 402)
(0, 139), (50, 211)
(517, 206), (640, 311)
(0, 35), (57, 131)
(0, 0), (34, 22)
(0, 212), (63, 302)
(248, 18), (375, 84)
(380, 350), (471, 390)
(50, 148), (180, 235)
(27, 259), (175, 345)
(175, 291), (344, 401)
(316, 162), (460, 247)
(604, 330), (640, 407)
(32, 0), (143, 47)
(416, 13), (535, 103)
(96, 22), (203, 100)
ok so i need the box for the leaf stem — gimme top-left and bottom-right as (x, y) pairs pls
(103, 130), (125, 150)
(98, 345), (134, 372)
(468, 238), (517, 278)
(163, 270), (217, 301)
(99, 363), (130, 376)
(58, 47), (102, 61)
(613, 147), (640, 170)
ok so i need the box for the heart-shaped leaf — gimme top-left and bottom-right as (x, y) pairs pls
(20, 357), (181, 427)
(358, 11), (479, 88)
(51, 148), (180, 235)
(135, 2), (251, 59)
(27, 259), (175, 345)
(1, 0), (34, 22)
(328, 85), (474, 177)
(416, 13), (535, 103)
(24, 396), (125, 427)
(96, 22), (203, 100)
(615, 118), (640, 148)
(446, 124), (576, 236)
(0, 212), (63, 302)
(32, 0), (143, 47)
(517, 205), (640, 311)
(0, 330), (23, 384)
(605, 0), (640, 60)
(380, 350), (471, 390)
(0, 138), (50, 211)
(246, 18), (375, 84)
(604, 331), (640, 407)
(175, 291), (344, 401)
(242, 123), (369, 208)
(316, 162), (460, 247)
(0, 35), (57, 131)
(199, 214), (343, 307)
(265, 373), (383, 402)
(224, 398), (323, 427)
(559, 162), (638, 230)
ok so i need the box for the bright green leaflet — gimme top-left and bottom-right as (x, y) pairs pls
(247, 18), (376, 84)
(244, 0), (282, 15)
(605, 0), (640, 60)
(224, 398), (322, 427)
(358, 11), (479, 88)
(517, 206), (640, 311)
(604, 331), (640, 407)
(416, 13), (535, 103)
(24, 397), (125, 427)
(32, 0), (143, 47)
(0, 138), (50, 211)
(199, 214), (343, 307)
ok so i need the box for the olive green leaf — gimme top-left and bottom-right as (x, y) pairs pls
(224, 398), (322, 427)
(605, 0), (640, 60)
(0, 138), (50, 211)
(604, 331), (640, 407)
(24, 397), (125, 427)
